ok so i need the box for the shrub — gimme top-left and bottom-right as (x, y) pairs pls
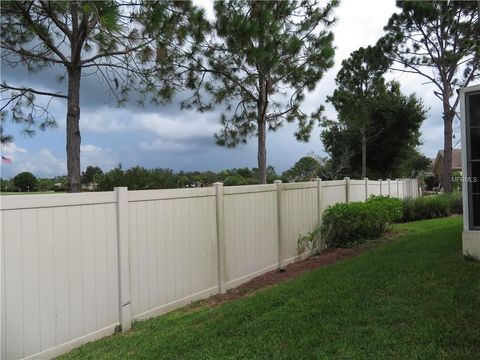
(401, 192), (462, 222)
(423, 175), (436, 191)
(13, 171), (37, 192)
(321, 196), (402, 248)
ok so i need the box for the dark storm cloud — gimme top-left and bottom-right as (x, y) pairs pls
(1, 0), (455, 179)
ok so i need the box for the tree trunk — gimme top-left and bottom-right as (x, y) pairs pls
(442, 101), (454, 193)
(66, 66), (82, 192)
(361, 130), (367, 179)
(257, 65), (268, 184)
(257, 119), (267, 184)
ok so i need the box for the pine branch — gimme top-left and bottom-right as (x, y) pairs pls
(0, 84), (68, 99)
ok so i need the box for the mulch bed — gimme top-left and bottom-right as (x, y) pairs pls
(191, 231), (402, 309)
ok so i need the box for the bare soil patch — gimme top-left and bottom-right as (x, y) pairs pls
(190, 231), (404, 309)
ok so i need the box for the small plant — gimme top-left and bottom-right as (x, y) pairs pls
(297, 228), (321, 256)
(463, 252), (479, 262)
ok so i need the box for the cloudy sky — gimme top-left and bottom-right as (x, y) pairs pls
(0, 0), (472, 179)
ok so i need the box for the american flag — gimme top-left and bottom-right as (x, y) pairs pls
(1, 155), (12, 164)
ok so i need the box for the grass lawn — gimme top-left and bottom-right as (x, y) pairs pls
(60, 217), (480, 359)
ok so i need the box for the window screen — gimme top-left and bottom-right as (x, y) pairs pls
(466, 91), (480, 229)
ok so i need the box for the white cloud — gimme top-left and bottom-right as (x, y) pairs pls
(136, 113), (220, 140)
(80, 144), (119, 171)
(139, 139), (196, 153)
(81, 107), (221, 141)
(8, 148), (67, 177)
(80, 107), (134, 133)
(81, 144), (103, 153)
(1, 144), (121, 178)
(1, 142), (27, 155)
(1, 0), (462, 175)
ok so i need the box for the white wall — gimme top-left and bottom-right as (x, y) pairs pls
(0, 178), (418, 359)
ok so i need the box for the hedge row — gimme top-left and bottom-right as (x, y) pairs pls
(320, 196), (402, 248)
(320, 193), (462, 248)
(401, 192), (462, 222)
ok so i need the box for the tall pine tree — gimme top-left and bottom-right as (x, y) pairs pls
(1, 1), (207, 191)
(327, 46), (390, 178)
(183, 0), (337, 183)
(379, 0), (479, 192)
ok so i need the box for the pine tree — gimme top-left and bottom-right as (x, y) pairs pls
(1, 1), (207, 191)
(379, 0), (479, 192)
(183, 0), (338, 183)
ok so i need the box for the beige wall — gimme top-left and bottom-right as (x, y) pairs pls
(1, 178), (419, 359)
(463, 231), (480, 259)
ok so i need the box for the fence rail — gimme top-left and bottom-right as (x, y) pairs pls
(0, 178), (419, 359)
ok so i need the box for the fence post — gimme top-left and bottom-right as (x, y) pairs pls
(115, 187), (132, 332)
(344, 177), (351, 203)
(274, 180), (285, 270)
(316, 178), (323, 251)
(396, 179), (400, 199)
(214, 182), (227, 294)
(379, 179), (383, 196)
(387, 178), (391, 196)
(364, 178), (369, 201)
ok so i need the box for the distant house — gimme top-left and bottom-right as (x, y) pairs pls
(432, 149), (462, 186)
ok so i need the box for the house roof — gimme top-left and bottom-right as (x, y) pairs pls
(432, 149), (462, 173)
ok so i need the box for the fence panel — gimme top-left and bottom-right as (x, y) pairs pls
(281, 183), (318, 263)
(381, 181), (390, 196)
(1, 178), (418, 359)
(350, 180), (366, 202)
(223, 185), (278, 289)
(390, 181), (399, 198)
(368, 181), (381, 197)
(127, 189), (218, 321)
(1, 194), (119, 360)
(320, 181), (346, 213)
(399, 180), (405, 199)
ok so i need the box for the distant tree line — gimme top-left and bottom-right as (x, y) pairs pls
(1, 149), (431, 193)
(0, 165), (280, 192)
(2, 1), (476, 192)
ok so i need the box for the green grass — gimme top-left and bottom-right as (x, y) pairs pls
(60, 217), (480, 360)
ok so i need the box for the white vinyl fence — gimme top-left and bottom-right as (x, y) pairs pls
(1, 178), (419, 359)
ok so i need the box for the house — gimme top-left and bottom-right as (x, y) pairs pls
(432, 149), (462, 186)
(460, 84), (480, 259)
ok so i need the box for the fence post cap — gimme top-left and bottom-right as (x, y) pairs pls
(213, 182), (223, 186)
(273, 180), (282, 184)
(344, 177), (350, 180)
(114, 186), (128, 191)
(315, 177), (322, 182)
(364, 177), (369, 180)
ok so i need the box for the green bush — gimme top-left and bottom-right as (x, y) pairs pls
(321, 196), (402, 248)
(401, 192), (462, 222)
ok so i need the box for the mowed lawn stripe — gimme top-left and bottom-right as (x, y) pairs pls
(60, 216), (480, 360)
